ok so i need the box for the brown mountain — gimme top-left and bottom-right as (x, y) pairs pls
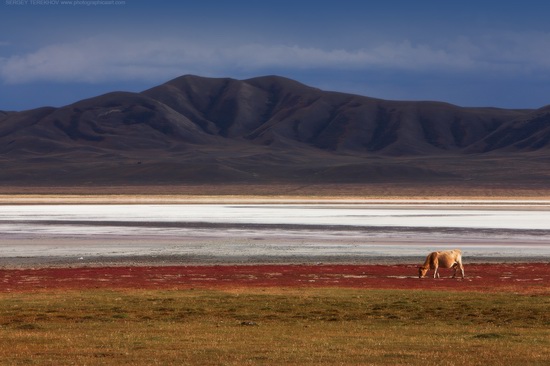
(1, 75), (549, 187)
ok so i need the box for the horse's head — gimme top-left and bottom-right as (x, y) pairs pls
(418, 266), (428, 278)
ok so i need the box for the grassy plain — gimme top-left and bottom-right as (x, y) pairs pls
(0, 288), (548, 365)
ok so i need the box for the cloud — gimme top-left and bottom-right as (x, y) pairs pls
(226, 41), (473, 71)
(1, 32), (550, 84)
(0, 38), (225, 84)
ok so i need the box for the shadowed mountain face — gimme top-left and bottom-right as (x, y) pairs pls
(1, 75), (549, 186)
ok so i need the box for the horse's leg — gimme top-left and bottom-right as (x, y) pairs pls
(459, 262), (465, 278)
(432, 257), (439, 278)
(452, 263), (458, 278)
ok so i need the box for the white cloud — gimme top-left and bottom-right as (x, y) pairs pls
(1, 32), (550, 84)
(227, 41), (471, 71)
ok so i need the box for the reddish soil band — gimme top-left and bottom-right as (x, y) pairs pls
(1, 263), (549, 294)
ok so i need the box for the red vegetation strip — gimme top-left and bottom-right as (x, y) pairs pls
(1, 263), (549, 293)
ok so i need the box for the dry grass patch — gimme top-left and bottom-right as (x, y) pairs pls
(3, 183), (550, 204)
(0, 288), (548, 365)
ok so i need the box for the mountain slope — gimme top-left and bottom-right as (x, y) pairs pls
(1, 75), (549, 186)
(467, 106), (550, 152)
(143, 75), (532, 155)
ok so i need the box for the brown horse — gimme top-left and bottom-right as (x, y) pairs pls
(418, 249), (464, 279)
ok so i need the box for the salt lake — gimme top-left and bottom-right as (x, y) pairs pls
(1, 204), (550, 264)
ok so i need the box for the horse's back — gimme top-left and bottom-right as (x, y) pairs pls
(438, 250), (462, 268)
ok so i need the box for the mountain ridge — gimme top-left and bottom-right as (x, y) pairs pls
(1, 74), (549, 186)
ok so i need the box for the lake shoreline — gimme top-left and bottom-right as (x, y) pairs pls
(1, 253), (549, 270)
(3, 195), (550, 205)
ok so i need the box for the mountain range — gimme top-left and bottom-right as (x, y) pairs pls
(1, 75), (549, 188)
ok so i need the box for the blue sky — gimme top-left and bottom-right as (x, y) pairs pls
(1, 0), (550, 110)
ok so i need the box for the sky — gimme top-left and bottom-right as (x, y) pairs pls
(1, 0), (550, 111)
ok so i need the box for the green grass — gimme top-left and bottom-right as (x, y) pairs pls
(0, 288), (549, 365)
